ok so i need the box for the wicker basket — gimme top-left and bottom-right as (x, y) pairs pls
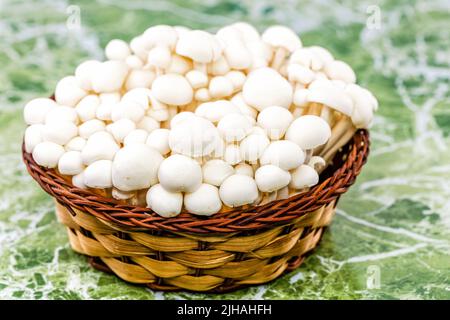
(22, 129), (369, 292)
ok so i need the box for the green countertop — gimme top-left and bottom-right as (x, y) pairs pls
(0, 0), (449, 300)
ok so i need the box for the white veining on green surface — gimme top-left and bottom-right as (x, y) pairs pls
(0, 0), (449, 299)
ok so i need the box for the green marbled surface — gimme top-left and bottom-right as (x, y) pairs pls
(0, 0), (449, 300)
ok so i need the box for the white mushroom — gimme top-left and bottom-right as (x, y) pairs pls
(195, 100), (241, 123)
(24, 124), (44, 153)
(96, 92), (121, 121)
(208, 56), (230, 76)
(75, 60), (102, 91)
(75, 95), (101, 122)
(257, 106), (293, 140)
(169, 116), (220, 157)
(289, 164), (319, 189)
(185, 70), (209, 89)
(105, 39), (131, 60)
(112, 188), (136, 201)
(146, 128), (170, 155)
(65, 136), (86, 152)
(146, 184), (183, 218)
(234, 163), (253, 177)
(42, 120), (78, 145)
(112, 144), (163, 191)
(255, 165), (291, 192)
(58, 151), (84, 175)
(208, 76), (234, 99)
(262, 25), (302, 70)
(45, 106), (79, 125)
(152, 74), (193, 105)
(242, 67), (293, 111)
(219, 174), (258, 207)
(230, 93), (258, 119)
(81, 131), (120, 165)
(157, 154), (202, 193)
(308, 156), (326, 173)
(166, 54), (192, 75)
(72, 172), (87, 189)
(92, 61), (129, 93)
(170, 111), (195, 128)
(106, 119), (136, 143)
(111, 100), (145, 123)
(84, 160), (113, 189)
(202, 159), (234, 186)
(176, 30), (222, 64)
(129, 36), (148, 61)
(223, 144), (241, 165)
(23, 98), (57, 125)
(147, 46), (172, 74)
(125, 55), (144, 69)
(323, 60), (356, 84)
(55, 76), (87, 107)
(184, 183), (222, 216)
(239, 133), (270, 163)
(194, 88), (211, 102)
(78, 119), (105, 139)
(125, 69), (155, 90)
(217, 113), (253, 142)
(142, 25), (178, 51)
(225, 71), (246, 92)
(123, 129), (149, 146)
(345, 84), (375, 128)
(32, 142), (65, 168)
(286, 115), (331, 159)
(260, 140), (305, 171)
(136, 116), (160, 133)
(121, 88), (152, 109)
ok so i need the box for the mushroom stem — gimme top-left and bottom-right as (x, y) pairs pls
(304, 149), (313, 163)
(271, 47), (288, 70)
(319, 116), (354, 157)
(322, 125), (356, 163)
(308, 102), (322, 116)
(259, 191), (278, 205)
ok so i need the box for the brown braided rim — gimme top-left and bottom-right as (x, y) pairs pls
(22, 129), (369, 234)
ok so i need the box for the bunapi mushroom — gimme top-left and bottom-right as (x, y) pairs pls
(219, 174), (259, 207)
(157, 154), (202, 193)
(32, 141), (65, 168)
(152, 73), (194, 106)
(255, 165), (291, 193)
(146, 184), (183, 218)
(202, 159), (235, 187)
(23, 98), (57, 125)
(184, 183), (222, 216)
(289, 164), (319, 191)
(257, 106), (293, 140)
(260, 140), (305, 171)
(83, 160), (113, 189)
(262, 25), (302, 70)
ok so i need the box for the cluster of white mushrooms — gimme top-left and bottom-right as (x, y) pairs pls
(24, 23), (377, 217)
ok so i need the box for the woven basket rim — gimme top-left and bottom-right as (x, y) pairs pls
(22, 129), (369, 234)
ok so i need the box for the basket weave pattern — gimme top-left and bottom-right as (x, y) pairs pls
(23, 130), (369, 292)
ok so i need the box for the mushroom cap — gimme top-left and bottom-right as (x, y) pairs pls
(78, 119), (106, 139)
(45, 106), (79, 124)
(166, 54), (193, 74)
(242, 67), (293, 111)
(202, 159), (235, 187)
(24, 124), (44, 153)
(293, 88), (309, 107)
(72, 172), (86, 189)
(123, 129), (149, 146)
(84, 160), (113, 189)
(75, 60), (102, 91)
(307, 79), (353, 116)
(217, 113), (253, 142)
(223, 144), (242, 165)
(75, 94), (100, 122)
(105, 39), (131, 60)
(195, 100), (241, 123)
(32, 141), (65, 168)
(121, 88), (152, 109)
(222, 43), (253, 70)
(184, 183), (222, 216)
(23, 98), (57, 125)
(309, 46), (334, 65)
(260, 140), (305, 170)
(219, 174), (259, 207)
(147, 46), (172, 69)
(286, 115), (331, 150)
(239, 133), (270, 163)
(225, 71), (246, 91)
(112, 143), (163, 191)
(209, 55), (230, 76)
(257, 105), (293, 140)
(287, 63), (315, 85)
(146, 184), (183, 218)
(125, 69), (156, 90)
(345, 84), (375, 128)
(289, 164), (319, 189)
(107, 118), (136, 143)
(230, 93), (258, 119)
(58, 151), (84, 175)
(234, 163), (254, 177)
(157, 154), (202, 193)
(324, 60), (356, 84)
(232, 22), (261, 43)
(308, 156), (326, 172)
(169, 116), (220, 157)
(142, 25), (178, 50)
(55, 76), (87, 107)
(185, 70), (209, 89)
(208, 76), (234, 99)
(111, 100), (145, 123)
(146, 128), (170, 155)
(81, 131), (120, 165)
(65, 136), (86, 152)
(262, 25), (302, 52)
(255, 165), (291, 192)
(176, 30), (223, 63)
(136, 116), (160, 133)
(170, 111), (195, 128)
(42, 120), (78, 145)
(152, 74), (193, 105)
(92, 61), (129, 93)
